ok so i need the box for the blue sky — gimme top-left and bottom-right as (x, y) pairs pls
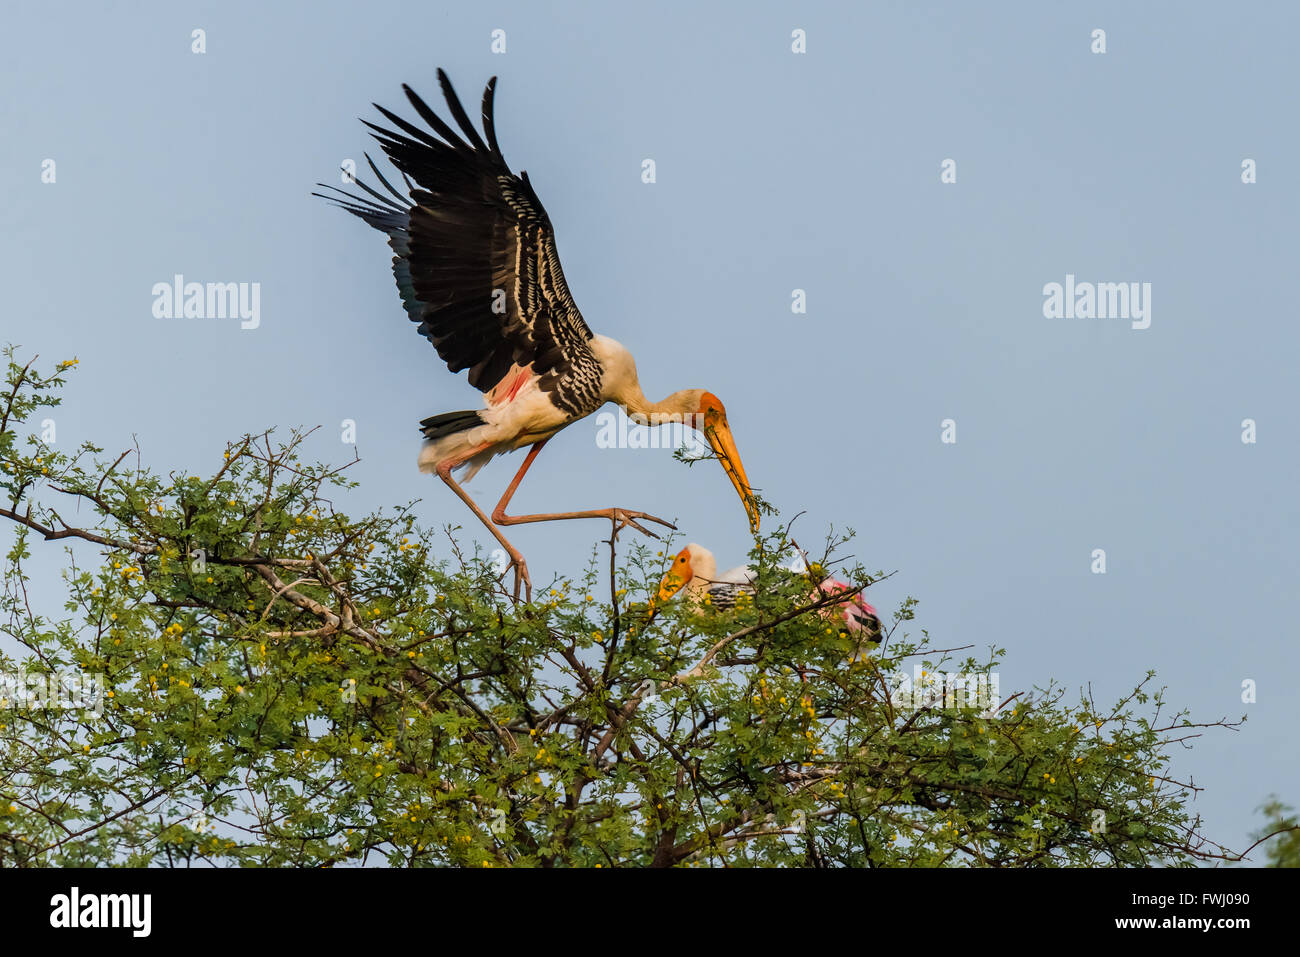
(2, 0), (1297, 858)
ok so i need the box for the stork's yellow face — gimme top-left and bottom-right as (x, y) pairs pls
(698, 393), (760, 533)
(654, 547), (697, 608)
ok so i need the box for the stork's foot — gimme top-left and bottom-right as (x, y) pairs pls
(609, 509), (677, 541)
(497, 550), (532, 603)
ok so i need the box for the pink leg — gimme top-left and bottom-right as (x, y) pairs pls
(491, 439), (676, 539)
(436, 450), (533, 602)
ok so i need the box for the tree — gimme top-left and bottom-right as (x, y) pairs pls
(0, 349), (1278, 866)
(1251, 798), (1300, 868)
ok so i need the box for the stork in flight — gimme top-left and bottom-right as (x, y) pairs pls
(654, 543), (884, 651)
(315, 70), (759, 600)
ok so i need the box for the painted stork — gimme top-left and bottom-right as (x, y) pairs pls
(315, 71), (759, 600)
(654, 543), (884, 650)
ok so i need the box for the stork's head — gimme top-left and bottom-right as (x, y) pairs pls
(689, 392), (759, 533)
(653, 543), (716, 607)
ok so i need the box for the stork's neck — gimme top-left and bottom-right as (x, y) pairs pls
(591, 335), (703, 423)
(685, 550), (718, 595)
(622, 387), (704, 424)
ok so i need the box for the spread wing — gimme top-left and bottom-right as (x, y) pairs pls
(315, 70), (603, 417)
